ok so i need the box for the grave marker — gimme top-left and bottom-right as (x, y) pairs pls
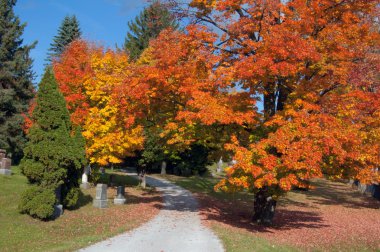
(93, 184), (108, 208)
(114, 186), (126, 205)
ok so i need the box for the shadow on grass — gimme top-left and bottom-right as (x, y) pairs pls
(70, 191), (93, 210)
(295, 179), (380, 210)
(195, 193), (329, 233)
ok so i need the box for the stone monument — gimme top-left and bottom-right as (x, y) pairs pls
(113, 186), (126, 205)
(80, 165), (91, 189)
(0, 149), (12, 175)
(217, 157), (223, 173)
(53, 204), (63, 219)
(93, 184), (108, 208)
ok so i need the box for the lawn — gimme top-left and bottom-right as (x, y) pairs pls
(0, 167), (162, 251)
(158, 174), (380, 251)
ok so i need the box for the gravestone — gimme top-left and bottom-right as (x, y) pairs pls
(80, 165), (91, 189)
(114, 186), (126, 205)
(109, 174), (115, 187)
(0, 150), (12, 175)
(53, 204), (63, 219)
(161, 161), (167, 175)
(0, 149), (6, 159)
(93, 184), (108, 208)
(217, 157), (223, 173)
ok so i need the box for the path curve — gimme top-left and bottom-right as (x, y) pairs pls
(80, 174), (224, 252)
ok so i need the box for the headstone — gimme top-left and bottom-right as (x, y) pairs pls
(0, 154), (12, 175)
(0, 149), (6, 159)
(80, 165), (91, 189)
(161, 161), (167, 175)
(1, 158), (11, 169)
(53, 204), (63, 219)
(93, 184), (108, 208)
(217, 157), (223, 173)
(109, 174), (115, 187)
(114, 186), (126, 205)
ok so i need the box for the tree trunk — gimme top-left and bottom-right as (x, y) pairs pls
(252, 187), (277, 225)
(161, 161), (166, 175)
(264, 82), (276, 119)
(276, 81), (290, 112)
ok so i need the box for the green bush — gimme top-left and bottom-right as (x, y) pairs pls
(63, 187), (80, 209)
(19, 186), (56, 220)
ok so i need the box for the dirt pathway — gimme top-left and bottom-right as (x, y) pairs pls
(80, 175), (224, 252)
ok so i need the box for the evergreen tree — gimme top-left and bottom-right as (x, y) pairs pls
(123, 0), (179, 60)
(19, 68), (86, 220)
(0, 0), (36, 163)
(47, 15), (81, 62)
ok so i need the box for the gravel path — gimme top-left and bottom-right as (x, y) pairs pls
(80, 174), (224, 252)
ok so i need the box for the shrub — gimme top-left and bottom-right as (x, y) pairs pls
(63, 187), (80, 209)
(19, 186), (56, 220)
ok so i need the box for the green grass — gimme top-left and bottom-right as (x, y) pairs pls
(212, 224), (297, 252)
(0, 166), (159, 251)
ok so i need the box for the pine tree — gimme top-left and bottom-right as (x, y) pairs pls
(123, 0), (179, 60)
(0, 0), (35, 163)
(47, 15), (81, 62)
(19, 68), (86, 220)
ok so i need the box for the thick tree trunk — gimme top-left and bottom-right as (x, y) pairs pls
(161, 161), (166, 175)
(252, 187), (277, 225)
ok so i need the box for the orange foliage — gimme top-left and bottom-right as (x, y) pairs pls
(187, 0), (380, 194)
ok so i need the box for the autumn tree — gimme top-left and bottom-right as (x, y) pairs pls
(54, 41), (144, 168)
(124, 0), (179, 61)
(128, 28), (255, 175)
(19, 68), (86, 219)
(53, 40), (94, 126)
(173, 0), (380, 224)
(81, 49), (144, 166)
(0, 0), (35, 163)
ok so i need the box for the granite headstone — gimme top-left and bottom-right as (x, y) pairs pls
(93, 184), (108, 208)
(113, 186), (126, 205)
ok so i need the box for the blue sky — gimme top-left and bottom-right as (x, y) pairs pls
(15, 0), (149, 84)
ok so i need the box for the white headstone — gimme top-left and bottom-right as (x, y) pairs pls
(217, 157), (223, 173)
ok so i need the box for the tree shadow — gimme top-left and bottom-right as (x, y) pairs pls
(104, 186), (163, 209)
(196, 193), (329, 233)
(70, 190), (93, 210)
(299, 179), (380, 209)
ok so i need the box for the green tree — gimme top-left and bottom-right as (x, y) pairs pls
(19, 68), (86, 220)
(47, 15), (81, 62)
(123, 0), (179, 60)
(0, 0), (35, 163)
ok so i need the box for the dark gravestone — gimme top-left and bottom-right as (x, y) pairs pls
(93, 184), (108, 208)
(109, 174), (115, 187)
(114, 186), (126, 205)
(53, 204), (63, 219)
